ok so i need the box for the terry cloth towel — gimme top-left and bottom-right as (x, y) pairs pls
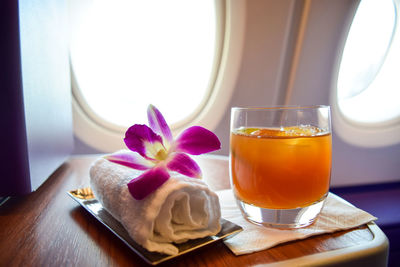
(90, 158), (221, 256)
(218, 189), (377, 255)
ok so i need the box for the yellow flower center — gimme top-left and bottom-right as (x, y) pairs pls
(155, 148), (168, 161)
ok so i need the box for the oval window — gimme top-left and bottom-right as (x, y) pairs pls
(69, 0), (219, 130)
(337, 0), (400, 125)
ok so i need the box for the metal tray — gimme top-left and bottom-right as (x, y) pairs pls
(68, 188), (242, 265)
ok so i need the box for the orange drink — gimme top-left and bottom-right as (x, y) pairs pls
(230, 126), (331, 209)
(230, 106), (332, 228)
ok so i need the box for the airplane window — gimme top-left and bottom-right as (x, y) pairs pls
(68, 0), (244, 152)
(69, 0), (218, 129)
(337, 0), (400, 125)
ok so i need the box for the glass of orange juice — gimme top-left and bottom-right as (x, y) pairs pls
(230, 106), (332, 228)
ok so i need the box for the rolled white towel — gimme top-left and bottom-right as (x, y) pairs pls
(89, 158), (221, 255)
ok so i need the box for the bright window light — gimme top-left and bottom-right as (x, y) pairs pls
(69, 0), (217, 128)
(337, 0), (400, 125)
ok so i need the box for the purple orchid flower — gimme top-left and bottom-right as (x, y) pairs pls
(105, 105), (221, 200)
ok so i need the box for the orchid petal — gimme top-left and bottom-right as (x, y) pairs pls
(124, 124), (165, 160)
(174, 126), (221, 155)
(104, 151), (154, 170)
(147, 105), (173, 146)
(167, 152), (202, 178)
(127, 166), (170, 200)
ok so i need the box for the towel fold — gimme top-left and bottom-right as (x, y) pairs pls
(90, 158), (221, 255)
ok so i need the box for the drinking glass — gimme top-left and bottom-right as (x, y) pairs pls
(229, 106), (332, 228)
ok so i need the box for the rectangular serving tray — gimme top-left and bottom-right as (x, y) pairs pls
(68, 189), (243, 265)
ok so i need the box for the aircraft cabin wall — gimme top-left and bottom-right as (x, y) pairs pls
(71, 0), (400, 188)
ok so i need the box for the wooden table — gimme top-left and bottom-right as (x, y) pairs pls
(0, 155), (388, 266)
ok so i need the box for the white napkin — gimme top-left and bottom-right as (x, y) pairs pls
(90, 158), (221, 256)
(218, 190), (377, 255)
